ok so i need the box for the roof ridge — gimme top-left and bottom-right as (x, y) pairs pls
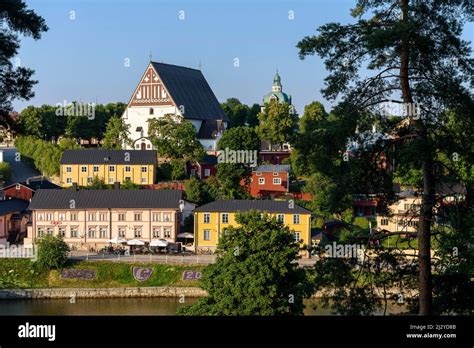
(151, 61), (201, 72)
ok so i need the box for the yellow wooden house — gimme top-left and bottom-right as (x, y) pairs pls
(59, 150), (157, 187)
(194, 200), (312, 257)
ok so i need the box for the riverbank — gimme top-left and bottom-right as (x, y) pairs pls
(0, 259), (204, 289)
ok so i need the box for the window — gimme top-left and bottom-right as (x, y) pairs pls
(256, 172), (262, 176)
(222, 213), (229, 224)
(163, 227), (171, 238)
(134, 213), (142, 221)
(125, 166), (131, 172)
(99, 227), (107, 238)
(93, 166), (99, 172)
(141, 178), (147, 183)
(277, 214), (284, 223)
(152, 227), (160, 238)
(87, 177), (93, 184)
(273, 172), (278, 176)
(141, 166), (147, 173)
(109, 166), (115, 172)
(70, 213), (78, 221)
(46, 227), (54, 235)
(134, 227), (142, 238)
(118, 227), (126, 238)
(149, 108), (154, 115)
(66, 166), (72, 173)
(58, 213), (66, 221)
(15, 184), (20, 190)
(88, 227), (96, 238)
(125, 177), (131, 182)
(294, 232), (301, 242)
(203, 213), (210, 224)
(45, 213), (53, 221)
(66, 178), (72, 184)
(152, 213), (161, 222)
(81, 166), (87, 173)
(118, 213), (126, 221)
(88, 213), (95, 221)
(99, 213), (107, 221)
(108, 178), (114, 184)
(37, 213), (44, 221)
(381, 218), (389, 226)
(37, 228), (44, 237)
(70, 227), (78, 238)
(59, 227), (65, 237)
(273, 178), (282, 185)
(204, 169), (210, 177)
(293, 214), (300, 224)
(163, 213), (171, 222)
(258, 178), (265, 185)
(203, 229), (211, 241)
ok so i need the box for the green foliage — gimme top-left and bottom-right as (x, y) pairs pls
(15, 136), (66, 176)
(179, 212), (314, 315)
(157, 162), (172, 181)
(121, 178), (140, 189)
(216, 163), (249, 199)
(217, 126), (260, 152)
(220, 98), (260, 128)
(256, 100), (298, 146)
(0, 162), (12, 182)
(185, 176), (206, 204)
(148, 114), (204, 161)
(0, 259), (47, 289)
(170, 158), (186, 180)
(1, 0), (48, 125)
(35, 235), (70, 271)
(102, 115), (132, 149)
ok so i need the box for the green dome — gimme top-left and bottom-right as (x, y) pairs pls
(263, 91), (291, 104)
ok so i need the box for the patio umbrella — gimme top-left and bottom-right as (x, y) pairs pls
(150, 239), (169, 247)
(127, 239), (145, 246)
(176, 232), (194, 245)
(108, 237), (127, 244)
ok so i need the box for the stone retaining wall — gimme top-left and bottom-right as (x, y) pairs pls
(0, 286), (207, 300)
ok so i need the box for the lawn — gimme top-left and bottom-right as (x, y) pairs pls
(0, 259), (204, 289)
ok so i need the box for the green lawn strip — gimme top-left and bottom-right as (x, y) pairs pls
(0, 259), (204, 289)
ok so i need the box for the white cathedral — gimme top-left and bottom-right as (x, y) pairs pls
(121, 61), (228, 152)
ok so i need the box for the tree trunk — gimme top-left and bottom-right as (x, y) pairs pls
(399, 0), (434, 315)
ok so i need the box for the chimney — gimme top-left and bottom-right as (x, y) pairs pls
(114, 182), (120, 190)
(72, 183), (78, 191)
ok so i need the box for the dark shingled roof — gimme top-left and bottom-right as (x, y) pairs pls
(0, 199), (29, 216)
(2, 180), (60, 192)
(60, 150), (158, 165)
(29, 189), (183, 210)
(151, 62), (228, 122)
(194, 200), (311, 214)
(197, 120), (225, 139)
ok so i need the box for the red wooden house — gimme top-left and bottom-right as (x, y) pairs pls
(246, 165), (290, 198)
(186, 155), (218, 180)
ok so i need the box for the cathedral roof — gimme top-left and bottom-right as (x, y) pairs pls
(263, 91), (291, 104)
(150, 62), (228, 122)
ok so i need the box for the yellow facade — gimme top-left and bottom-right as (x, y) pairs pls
(194, 211), (312, 255)
(60, 163), (155, 187)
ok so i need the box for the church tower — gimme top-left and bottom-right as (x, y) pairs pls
(262, 70), (292, 106)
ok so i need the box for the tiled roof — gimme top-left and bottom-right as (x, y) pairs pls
(0, 199), (29, 216)
(253, 165), (290, 173)
(60, 150), (157, 165)
(28, 189), (183, 210)
(151, 62), (228, 122)
(194, 200), (311, 214)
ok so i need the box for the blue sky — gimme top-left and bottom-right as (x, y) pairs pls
(14, 0), (473, 115)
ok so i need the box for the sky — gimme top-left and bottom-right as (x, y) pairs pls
(13, 0), (474, 115)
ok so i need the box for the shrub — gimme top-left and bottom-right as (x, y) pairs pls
(35, 235), (70, 271)
(0, 162), (12, 182)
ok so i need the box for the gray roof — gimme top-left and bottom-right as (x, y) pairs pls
(28, 189), (183, 210)
(151, 62), (228, 122)
(60, 150), (157, 165)
(253, 165), (290, 173)
(194, 200), (311, 214)
(0, 199), (29, 216)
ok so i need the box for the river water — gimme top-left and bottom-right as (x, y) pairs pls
(0, 298), (405, 315)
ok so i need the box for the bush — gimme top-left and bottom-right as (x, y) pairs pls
(0, 162), (12, 182)
(157, 162), (172, 181)
(35, 235), (70, 271)
(170, 159), (186, 180)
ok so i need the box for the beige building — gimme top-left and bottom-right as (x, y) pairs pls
(25, 188), (194, 251)
(377, 192), (421, 233)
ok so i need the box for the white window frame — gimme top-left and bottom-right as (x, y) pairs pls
(203, 229), (211, 241)
(203, 213), (211, 224)
(293, 214), (300, 224)
(258, 178), (265, 185)
(222, 213), (229, 224)
(273, 178), (282, 185)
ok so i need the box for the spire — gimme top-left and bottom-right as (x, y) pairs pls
(272, 70), (282, 92)
(149, 51), (152, 62)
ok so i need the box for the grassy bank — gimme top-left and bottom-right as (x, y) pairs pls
(0, 259), (204, 289)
